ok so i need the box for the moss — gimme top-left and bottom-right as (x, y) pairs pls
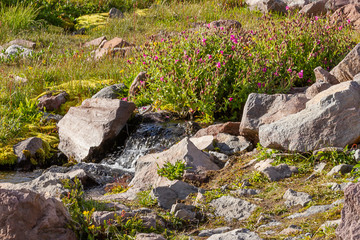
(0, 146), (17, 165)
(74, 13), (109, 30)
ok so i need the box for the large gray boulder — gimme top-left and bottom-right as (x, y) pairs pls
(58, 98), (135, 162)
(0, 188), (76, 240)
(5, 45), (32, 58)
(259, 80), (360, 152)
(283, 189), (312, 207)
(336, 183), (360, 239)
(239, 93), (308, 143)
(13, 137), (44, 166)
(330, 43), (360, 83)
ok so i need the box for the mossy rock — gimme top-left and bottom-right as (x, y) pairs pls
(75, 13), (109, 31)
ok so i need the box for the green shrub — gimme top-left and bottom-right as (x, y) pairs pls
(315, 146), (356, 166)
(136, 190), (158, 207)
(157, 160), (191, 180)
(130, 13), (355, 122)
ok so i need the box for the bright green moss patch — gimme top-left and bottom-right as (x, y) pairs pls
(0, 146), (17, 165)
(75, 13), (109, 30)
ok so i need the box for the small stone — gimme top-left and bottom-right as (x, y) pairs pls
(5, 45), (32, 57)
(109, 8), (124, 18)
(198, 227), (231, 237)
(314, 162), (327, 172)
(231, 188), (260, 196)
(283, 189), (312, 207)
(215, 133), (253, 154)
(207, 229), (262, 240)
(279, 225), (302, 235)
(135, 233), (166, 240)
(37, 91), (69, 111)
(255, 161), (298, 182)
(190, 135), (215, 151)
(319, 219), (341, 230)
(327, 164), (354, 176)
(83, 36), (107, 48)
(91, 83), (126, 99)
(287, 205), (333, 219)
(354, 149), (360, 162)
(209, 151), (229, 162)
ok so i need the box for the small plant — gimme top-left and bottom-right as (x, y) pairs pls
(157, 160), (191, 181)
(314, 146), (356, 166)
(248, 171), (269, 184)
(136, 190), (157, 207)
(104, 175), (131, 195)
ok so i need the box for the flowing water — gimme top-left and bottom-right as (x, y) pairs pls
(101, 121), (190, 172)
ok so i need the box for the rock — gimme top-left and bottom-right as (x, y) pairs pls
(0, 188), (76, 240)
(83, 36), (107, 48)
(332, 4), (360, 30)
(104, 202), (131, 211)
(129, 72), (147, 97)
(305, 81), (332, 99)
(313, 66), (339, 85)
(231, 188), (261, 196)
(239, 93), (308, 143)
(135, 233), (166, 240)
(0, 168), (93, 198)
(92, 210), (129, 226)
(5, 45), (32, 58)
(209, 151), (229, 162)
(190, 135), (215, 151)
(330, 182), (352, 191)
(314, 162), (327, 172)
(209, 20), (242, 30)
(170, 203), (196, 220)
(150, 186), (177, 209)
(336, 183), (360, 239)
(129, 137), (219, 192)
(259, 80), (360, 152)
(42, 112), (64, 122)
(283, 189), (312, 207)
(258, 220), (282, 229)
(109, 7), (124, 18)
(37, 91), (69, 111)
(207, 229), (262, 240)
(102, 37), (133, 49)
(279, 225), (302, 235)
(194, 122), (241, 138)
(327, 164), (354, 176)
(13, 137), (45, 169)
(215, 133), (253, 154)
(246, 0), (287, 13)
(313, 147), (344, 156)
(299, 0), (327, 16)
(255, 160), (298, 181)
(320, 219), (341, 230)
(287, 204), (333, 219)
(210, 195), (257, 221)
(354, 149), (360, 161)
(13, 76), (28, 84)
(325, 0), (352, 11)
(91, 83), (126, 99)
(198, 227), (232, 237)
(330, 43), (360, 83)
(58, 98), (135, 162)
(7, 39), (36, 49)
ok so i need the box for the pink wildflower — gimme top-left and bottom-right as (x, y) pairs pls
(298, 70), (304, 78)
(228, 97), (233, 102)
(216, 62), (221, 68)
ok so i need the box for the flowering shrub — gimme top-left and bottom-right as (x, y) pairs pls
(130, 13), (355, 122)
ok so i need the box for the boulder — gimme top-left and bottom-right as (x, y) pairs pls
(207, 229), (262, 240)
(330, 43), (360, 82)
(299, 0), (327, 16)
(129, 137), (219, 192)
(91, 83), (126, 99)
(109, 8), (124, 18)
(37, 91), (69, 111)
(327, 164), (354, 176)
(83, 36), (107, 48)
(170, 203), (196, 220)
(287, 204), (333, 219)
(326, 0), (354, 11)
(239, 93), (308, 143)
(5, 45), (32, 58)
(13, 137), (44, 166)
(314, 66), (339, 85)
(0, 188), (76, 240)
(283, 189), (312, 207)
(259, 80), (360, 152)
(336, 183), (360, 239)
(7, 39), (36, 49)
(101, 37), (133, 49)
(129, 72), (147, 97)
(190, 135), (215, 151)
(198, 227), (232, 237)
(332, 4), (360, 29)
(135, 233), (166, 240)
(246, 0), (287, 13)
(194, 122), (241, 138)
(254, 160), (298, 181)
(210, 195), (257, 221)
(58, 98), (135, 162)
(305, 81), (332, 99)
(215, 133), (253, 154)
